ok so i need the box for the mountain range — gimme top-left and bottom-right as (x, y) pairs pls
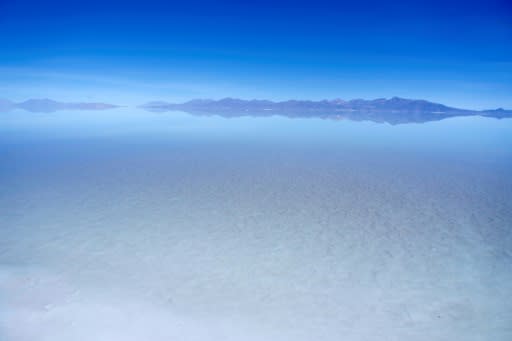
(140, 97), (512, 124)
(1, 97), (511, 125)
(0, 98), (118, 113)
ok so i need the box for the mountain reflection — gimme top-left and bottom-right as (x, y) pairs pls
(142, 108), (512, 125)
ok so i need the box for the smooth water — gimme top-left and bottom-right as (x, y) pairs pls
(1, 109), (512, 340)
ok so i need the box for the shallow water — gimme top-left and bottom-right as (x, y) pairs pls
(1, 109), (512, 340)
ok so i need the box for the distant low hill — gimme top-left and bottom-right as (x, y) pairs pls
(0, 98), (119, 112)
(140, 97), (512, 124)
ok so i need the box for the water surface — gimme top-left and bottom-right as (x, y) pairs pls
(1, 109), (512, 340)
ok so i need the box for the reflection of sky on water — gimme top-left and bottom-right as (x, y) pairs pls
(2, 108), (512, 153)
(1, 109), (512, 340)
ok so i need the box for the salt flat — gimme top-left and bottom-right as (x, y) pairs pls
(1, 109), (511, 340)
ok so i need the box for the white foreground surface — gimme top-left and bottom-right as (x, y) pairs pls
(1, 111), (512, 340)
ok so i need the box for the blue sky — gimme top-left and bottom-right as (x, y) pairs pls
(0, 0), (511, 109)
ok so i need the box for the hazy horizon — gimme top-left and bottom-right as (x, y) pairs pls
(2, 72), (511, 111)
(2, 95), (511, 111)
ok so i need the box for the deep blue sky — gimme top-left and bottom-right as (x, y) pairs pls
(0, 0), (511, 108)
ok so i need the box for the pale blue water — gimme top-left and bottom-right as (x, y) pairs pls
(1, 109), (512, 340)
